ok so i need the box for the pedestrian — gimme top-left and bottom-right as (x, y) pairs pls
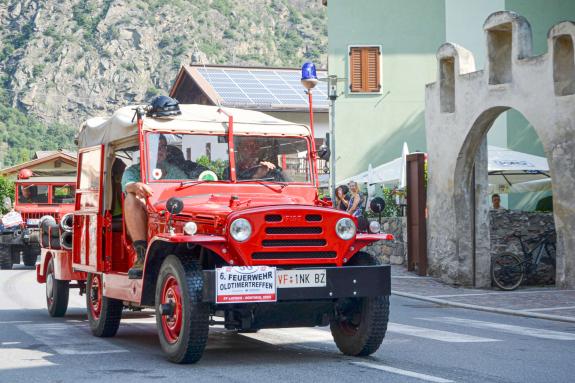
(334, 185), (350, 211)
(346, 181), (364, 218)
(492, 194), (502, 210)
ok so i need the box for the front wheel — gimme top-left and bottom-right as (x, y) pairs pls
(330, 251), (389, 356)
(492, 252), (524, 291)
(155, 255), (210, 364)
(46, 258), (69, 317)
(86, 273), (123, 337)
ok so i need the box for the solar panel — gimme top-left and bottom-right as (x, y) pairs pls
(197, 67), (329, 108)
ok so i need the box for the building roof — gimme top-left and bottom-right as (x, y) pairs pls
(34, 150), (76, 159)
(0, 151), (77, 177)
(78, 104), (312, 148)
(170, 64), (329, 113)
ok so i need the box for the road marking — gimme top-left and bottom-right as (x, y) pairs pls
(523, 305), (575, 312)
(1, 342), (21, 345)
(420, 317), (575, 341)
(17, 323), (129, 355)
(388, 323), (500, 343)
(429, 289), (575, 298)
(0, 321), (33, 324)
(0, 348), (55, 370)
(351, 361), (454, 383)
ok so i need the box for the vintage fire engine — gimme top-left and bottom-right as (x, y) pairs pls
(65, 99), (392, 364)
(0, 170), (76, 270)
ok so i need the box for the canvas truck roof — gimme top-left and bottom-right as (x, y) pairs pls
(77, 104), (312, 148)
(16, 177), (77, 184)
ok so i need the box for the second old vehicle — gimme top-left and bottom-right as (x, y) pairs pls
(72, 99), (393, 363)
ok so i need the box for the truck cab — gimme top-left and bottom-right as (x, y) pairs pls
(72, 102), (393, 364)
(0, 172), (75, 269)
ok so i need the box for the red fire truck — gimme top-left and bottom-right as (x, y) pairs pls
(64, 100), (392, 364)
(0, 171), (76, 269)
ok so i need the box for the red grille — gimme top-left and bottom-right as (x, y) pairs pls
(21, 212), (60, 223)
(252, 251), (336, 260)
(262, 239), (326, 247)
(265, 227), (322, 235)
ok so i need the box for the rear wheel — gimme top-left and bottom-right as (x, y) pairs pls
(330, 251), (389, 356)
(23, 246), (39, 267)
(0, 245), (13, 270)
(86, 273), (123, 337)
(492, 252), (524, 291)
(155, 255), (209, 364)
(46, 258), (69, 317)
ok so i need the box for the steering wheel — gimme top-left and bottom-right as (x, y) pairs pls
(239, 164), (284, 181)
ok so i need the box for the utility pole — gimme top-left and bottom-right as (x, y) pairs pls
(328, 75), (338, 199)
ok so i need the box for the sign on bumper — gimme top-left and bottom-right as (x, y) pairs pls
(216, 266), (277, 303)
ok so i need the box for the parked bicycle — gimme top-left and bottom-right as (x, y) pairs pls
(491, 229), (556, 290)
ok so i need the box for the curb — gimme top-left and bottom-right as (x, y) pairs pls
(392, 290), (575, 324)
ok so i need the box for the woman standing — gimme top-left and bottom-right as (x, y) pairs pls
(346, 181), (364, 218)
(334, 185), (350, 211)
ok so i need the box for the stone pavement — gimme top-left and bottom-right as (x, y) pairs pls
(390, 265), (575, 323)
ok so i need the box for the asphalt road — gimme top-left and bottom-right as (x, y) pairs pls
(1, 264), (574, 383)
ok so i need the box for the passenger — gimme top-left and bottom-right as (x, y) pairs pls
(235, 137), (279, 180)
(122, 134), (187, 279)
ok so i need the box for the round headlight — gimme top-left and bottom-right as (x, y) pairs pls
(230, 218), (252, 242)
(183, 221), (198, 235)
(336, 217), (356, 240)
(369, 220), (381, 234)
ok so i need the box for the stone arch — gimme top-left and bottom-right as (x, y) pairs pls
(425, 11), (575, 288)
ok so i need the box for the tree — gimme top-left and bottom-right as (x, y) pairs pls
(0, 176), (14, 214)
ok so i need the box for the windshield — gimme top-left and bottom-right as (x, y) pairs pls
(17, 184), (48, 204)
(146, 133), (312, 184)
(52, 185), (75, 204)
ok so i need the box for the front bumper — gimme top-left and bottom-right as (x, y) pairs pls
(201, 265), (391, 303)
(0, 228), (39, 246)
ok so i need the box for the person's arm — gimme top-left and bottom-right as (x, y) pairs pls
(347, 194), (360, 212)
(122, 164), (152, 198)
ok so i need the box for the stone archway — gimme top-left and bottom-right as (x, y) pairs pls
(425, 11), (575, 288)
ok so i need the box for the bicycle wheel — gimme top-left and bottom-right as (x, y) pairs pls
(492, 252), (524, 291)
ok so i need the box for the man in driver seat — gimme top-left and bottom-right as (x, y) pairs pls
(236, 137), (280, 180)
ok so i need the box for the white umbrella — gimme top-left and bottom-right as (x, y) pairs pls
(367, 163), (375, 204)
(488, 145), (549, 186)
(399, 142), (409, 189)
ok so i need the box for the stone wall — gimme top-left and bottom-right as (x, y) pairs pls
(490, 210), (556, 285)
(365, 217), (407, 265)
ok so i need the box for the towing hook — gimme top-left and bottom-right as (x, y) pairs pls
(159, 303), (175, 316)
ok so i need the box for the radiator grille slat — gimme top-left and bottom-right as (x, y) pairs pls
(265, 227), (322, 235)
(252, 251), (336, 260)
(262, 239), (326, 247)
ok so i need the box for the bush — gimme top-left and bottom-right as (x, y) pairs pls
(0, 177), (14, 214)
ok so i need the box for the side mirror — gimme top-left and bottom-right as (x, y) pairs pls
(3, 197), (12, 211)
(166, 197), (184, 215)
(317, 133), (330, 161)
(370, 197), (386, 214)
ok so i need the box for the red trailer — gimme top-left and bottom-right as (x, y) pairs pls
(70, 101), (393, 363)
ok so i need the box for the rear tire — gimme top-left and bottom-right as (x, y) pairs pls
(23, 246), (38, 267)
(492, 252), (524, 291)
(330, 251), (389, 356)
(155, 255), (209, 364)
(46, 258), (69, 317)
(86, 273), (123, 337)
(0, 245), (13, 270)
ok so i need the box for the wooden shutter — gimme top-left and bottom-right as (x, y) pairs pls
(349, 46), (381, 92)
(349, 47), (363, 92)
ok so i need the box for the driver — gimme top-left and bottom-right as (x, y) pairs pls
(236, 137), (278, 180)
(121, 134), (187, 279)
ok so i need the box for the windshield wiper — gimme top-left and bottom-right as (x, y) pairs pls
(239, 179), (288, 191)
(176, 180), (210, 190)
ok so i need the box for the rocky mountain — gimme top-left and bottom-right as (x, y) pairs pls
(0, 0), (327, 130)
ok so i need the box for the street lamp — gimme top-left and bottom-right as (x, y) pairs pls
(327, 75), (338, 200)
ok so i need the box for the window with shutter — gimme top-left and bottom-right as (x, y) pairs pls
(349, 46), (381, 93)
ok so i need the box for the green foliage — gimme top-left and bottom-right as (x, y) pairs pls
(0, 104), (76, 167)
(196, 155), (227, 180)
(0, 177), (14, 214)
(365, 187), (402, 218)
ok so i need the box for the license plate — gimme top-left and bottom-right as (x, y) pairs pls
(277, 269), (326, 288)
(216, 266), (277, 303)
(27, 218), (40, 226)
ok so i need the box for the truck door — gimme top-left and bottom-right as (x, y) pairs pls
(73, 146), (105, 273)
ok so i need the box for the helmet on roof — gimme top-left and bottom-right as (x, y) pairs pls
(147, 96), (181, 118)
(18, 169), (33, 180)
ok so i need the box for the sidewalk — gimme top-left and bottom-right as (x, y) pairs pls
(390, 265), (575, 323)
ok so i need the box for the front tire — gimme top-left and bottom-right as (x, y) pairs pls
(86, 273), (123, 337)
(330, 251), (389, 356)
(155, 255), (209, 364)
(0, 245), (12, 270)
(492, 252), (524, 291)
(46, 258), (69, 317)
